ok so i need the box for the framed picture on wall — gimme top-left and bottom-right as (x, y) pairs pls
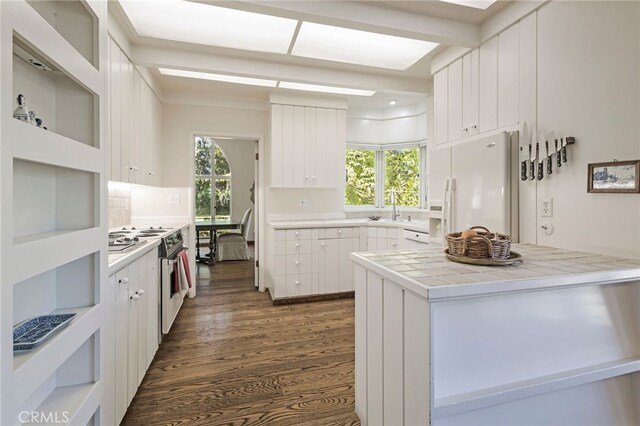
(587, 160), (640, 193)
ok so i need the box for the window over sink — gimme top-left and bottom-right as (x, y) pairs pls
(345, 145), (427, 209)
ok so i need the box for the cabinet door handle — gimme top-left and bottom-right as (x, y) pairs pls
(321, 242), (325, 247)
(471, 124), (477, 129)
(295, 280), (300, 285)
(119, 277), (129, 284)
(129, 166), (139, 171)
(295, 261), (300, 265)
(312, 176), (316, 179)
(463, 127), (468, 132)
(131, 294), (140, 301)
(338, 230), (342, 234)
(295, 243), (300, 247)
(305, 176), (309, 179)
(295, 231), (299, 236)
(136, 289), (145, 296)
(392, 242), (397, 247)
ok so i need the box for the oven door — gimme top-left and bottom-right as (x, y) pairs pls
(160, 248), (187, 334)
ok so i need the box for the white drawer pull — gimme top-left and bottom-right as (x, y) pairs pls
(392, 243), (396, 247)
(295, 280), (300, 285)
(321, 242), (325, 247)
(131, 294), (140, 301)
(338, 230), (342, 234)
(295, 231), (299, 236)
(136, 289), (145, 296)
(119, 277), (129, 284)
(295, 261), (300, 265)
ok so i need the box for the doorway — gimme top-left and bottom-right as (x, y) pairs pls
(192, 135), (261, 288)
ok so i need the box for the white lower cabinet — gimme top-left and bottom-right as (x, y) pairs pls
(110, 249), (160, 424)
(366, 227), (399, 251)
(272, 227), (359, 299)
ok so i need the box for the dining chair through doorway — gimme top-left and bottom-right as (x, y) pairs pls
(216, 208), (252, 261)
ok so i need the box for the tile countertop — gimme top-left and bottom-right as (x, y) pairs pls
(269, 218), (429, 233)
(350, 244), (640, 300)
(108, 223), (190, 275)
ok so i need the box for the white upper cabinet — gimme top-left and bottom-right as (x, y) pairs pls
(108, 38), (162, 185)
(462, 49), (479, 137)
(270, 101), (346, 188)
(434, 68), (448, 146)
(479, 36), (499, 133)
(498, 24), (520, 128)
(447, 58), (463, 142)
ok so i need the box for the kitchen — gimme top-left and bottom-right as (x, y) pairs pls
(1, 0), (639, 425)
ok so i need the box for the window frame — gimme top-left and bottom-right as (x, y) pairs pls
(195, 136), (233, 220)
(345, 142), (428, 210)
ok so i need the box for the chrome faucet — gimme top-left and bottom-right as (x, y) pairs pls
(390, 189), (400, 221)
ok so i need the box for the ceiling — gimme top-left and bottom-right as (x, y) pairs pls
(112, 0), (509, 110)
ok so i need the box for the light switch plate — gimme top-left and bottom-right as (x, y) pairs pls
(541, 197), (553, 217)
(300, 199), (309, 207)
(168, 194), (180, 205)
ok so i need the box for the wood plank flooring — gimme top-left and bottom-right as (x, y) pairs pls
(122, 257), (360, 426)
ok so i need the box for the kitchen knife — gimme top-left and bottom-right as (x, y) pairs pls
(546, 140), (552, 175)
(521, 123), (529, 181)
(521, 145), (529, 181)
(529, 142), (536, 180)
(537, 143), (544, 180)
(555, 139), (562, 167)
(561, 136), (568, 163)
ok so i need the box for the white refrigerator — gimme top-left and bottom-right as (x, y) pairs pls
(440, 131), (519, 241)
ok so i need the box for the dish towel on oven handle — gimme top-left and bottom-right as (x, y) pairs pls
(177, 250), (192, 291)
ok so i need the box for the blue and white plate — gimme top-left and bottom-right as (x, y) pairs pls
(13, 313), (77, 352)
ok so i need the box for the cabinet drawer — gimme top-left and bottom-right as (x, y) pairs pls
(286, 239), (312, 254)
(403, 229), (429, 244)
(286, 229), (313, 240)
(323, 227), (353, 239)
(285, 253), (313, 275)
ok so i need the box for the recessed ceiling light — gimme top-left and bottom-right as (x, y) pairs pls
(158, 68), (278, 87)
(279, 81), (375, 96)
(291, 22), (439, 70)
(438, 0), (497, 10)
(388, 100), (397, 105)
(119, 0), (297, 54)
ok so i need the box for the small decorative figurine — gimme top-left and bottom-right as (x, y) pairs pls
(13, 94), (31, 123)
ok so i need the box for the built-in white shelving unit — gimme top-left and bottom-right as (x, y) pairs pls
(0, 0), (107, 424)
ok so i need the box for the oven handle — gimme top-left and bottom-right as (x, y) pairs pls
(167, 246), (188, 263)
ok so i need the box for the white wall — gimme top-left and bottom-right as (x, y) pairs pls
(533, 1), (640, 258)
(161, 101), (346, 217)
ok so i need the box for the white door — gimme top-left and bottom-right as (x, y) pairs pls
(451, 132), (511, 234)
(115, 269), (129, 423)
(338, 238), (355, 292)
(434, 69), (449, 145)
(137, 259), (148, 386)
(127, 261), (139, 404)
(146, 252), (159, 366)
(498, 24), (520, 129)
(462, 49), (479, 136)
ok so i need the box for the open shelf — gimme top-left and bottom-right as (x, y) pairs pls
(11, 119), (100, 174)
(12, 306), (100, 407)
(23, 383), (99, 426)
(18, 333), (99, 425)
(433, 357), (640, 419)
(13, 159), (97, 244)
(26, 0), (98, 69)
(12, 35), (97, 147)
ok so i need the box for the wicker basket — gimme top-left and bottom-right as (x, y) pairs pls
(446, 226), (512, 259)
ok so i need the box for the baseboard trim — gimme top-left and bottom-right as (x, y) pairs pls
(272, 291), (355, 305)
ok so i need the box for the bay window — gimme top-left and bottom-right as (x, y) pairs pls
(345, 144), (427, 209)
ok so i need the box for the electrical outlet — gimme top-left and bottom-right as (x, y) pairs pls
(168, 194), (180, 205)
(300, 199), (309, 208)
(541, 197), (553, 217)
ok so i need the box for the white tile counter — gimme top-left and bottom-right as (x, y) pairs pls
(269, 218), (429, 234)
(350, 243), (640, 300)
(352, 244), (640, 425)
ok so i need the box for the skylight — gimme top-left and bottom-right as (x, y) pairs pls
(119, 0), (297, 54)
(158, 68), (278, 87)
(279, 82), (375, 96)
(291, 22), (439, 70)
(438, 0), (498, 10)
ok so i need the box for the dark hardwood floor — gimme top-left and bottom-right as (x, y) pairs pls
(122, 255), (360, 426)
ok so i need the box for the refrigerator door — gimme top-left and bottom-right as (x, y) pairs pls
(451, 132), (511, 235)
